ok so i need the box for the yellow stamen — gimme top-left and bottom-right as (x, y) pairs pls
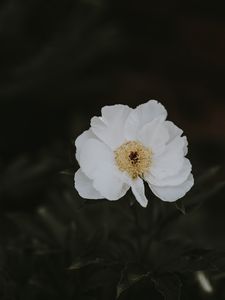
(114, 141), (152, 179)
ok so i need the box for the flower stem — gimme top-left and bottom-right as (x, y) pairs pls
(130, 201), (142, 262)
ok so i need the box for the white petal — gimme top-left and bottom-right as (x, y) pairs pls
(90, 104), (132, 149)
(164, 121), (188, 155)
(149, 173), (194, 202)
(79, 138), (113, 179)
(146, 158), (192, 186)
(138, 116), (169, 154)
(124, 100), (167, 140)
(93, 163), (130, 200)
(131, 177), (148, 207)
(75, 129), (96, 161)
(165, 121), (183, 141)
(183, 136), (188, 156)
(150, 136), (188, 179)
(78, 138), (130, 200)
(74, 169), (103, 199)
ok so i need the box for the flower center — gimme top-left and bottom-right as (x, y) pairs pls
(114, 141), (152, 179)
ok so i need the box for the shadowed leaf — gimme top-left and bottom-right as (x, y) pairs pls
(116, 265), (150, 299)
(69, 257), (104, 270)
(151, 273), (182, 300)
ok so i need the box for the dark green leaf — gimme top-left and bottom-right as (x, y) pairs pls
(69, 257), (104, 270)
(174, 201), (186, 215)
(195, 166), (221, 186)
(151, 273), (182, 300)
(116, 265), (150, 299)
(185, 181), (225, 212)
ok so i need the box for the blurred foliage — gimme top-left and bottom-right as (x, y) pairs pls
(0, 154), (225, 299)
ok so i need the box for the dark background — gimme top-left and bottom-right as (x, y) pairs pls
(0, 0), (225, 299)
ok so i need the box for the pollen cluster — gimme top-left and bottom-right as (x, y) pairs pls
(114, 141), (152, 179)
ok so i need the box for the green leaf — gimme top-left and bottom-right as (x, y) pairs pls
(170, 180), (225, 220)
(172, 167), (224, 215)
(195, 166), (221, 186)
(84, 267), (119, 295)
(59, 170), (74, 176)
(174, 201), (186, 215)
(37, 206), (67, 246)
(116, 265), (150, 299)
(185, 180), (225, 212)
(151, 273), (182, 300)
(69, 257), (104, 270)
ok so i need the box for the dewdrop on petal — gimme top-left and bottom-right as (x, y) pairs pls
(74, 100), (194, 207)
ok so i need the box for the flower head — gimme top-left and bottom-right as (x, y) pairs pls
(74, 100), (194, 207)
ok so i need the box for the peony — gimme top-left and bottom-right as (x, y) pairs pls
(74, 100), (194, 207)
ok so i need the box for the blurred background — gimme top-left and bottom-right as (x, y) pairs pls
(0, 0), (225, 299)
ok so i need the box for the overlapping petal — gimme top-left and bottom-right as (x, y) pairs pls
(75, 129), (96, 161)
(74, 169), (103, 199)
(93, 163), (130, 200)
(79, 138), (113, 179)
(124, 100), (167, 140)
(79, 138), (129, 200)
(131, 177), (148, 207)
(150, 136), (188, 179)
(165, 120), (183, 141)
(138, 116), (169, 155)
(149, 174), (194, 202)
(90, 104), (132, 149)
(146, 158), (192, 186)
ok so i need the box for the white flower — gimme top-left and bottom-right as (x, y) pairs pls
(74, 100), (194, 207)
